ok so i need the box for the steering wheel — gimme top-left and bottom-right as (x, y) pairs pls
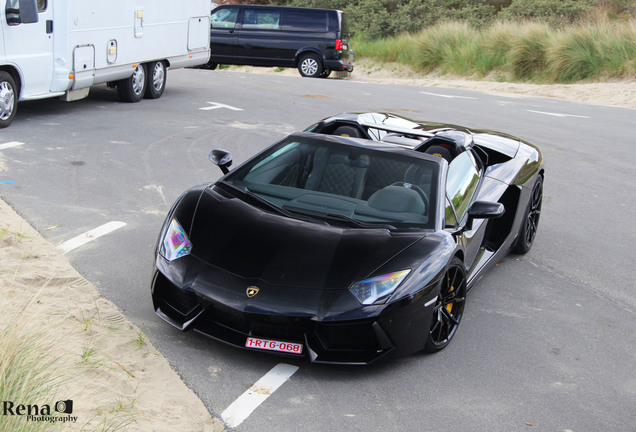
(390, 182), (430, 211)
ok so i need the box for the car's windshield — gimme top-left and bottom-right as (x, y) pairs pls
(223, 135), (438, 229)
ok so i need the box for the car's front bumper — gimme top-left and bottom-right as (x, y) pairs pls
(151, 255), (437, 365)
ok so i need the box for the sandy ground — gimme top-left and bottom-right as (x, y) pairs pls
(225, 59), (636, 110)
(0, 60), (633, 432)
(0, 199), (225, 431)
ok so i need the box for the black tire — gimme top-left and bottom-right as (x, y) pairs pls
(298, 53), (323, 78)
(513, 176), (543, 254)
(117, 63), (146, 102)
(144, 61), (167, 99)
(0, 71), (18, 129)
(424, 257), (467, 353)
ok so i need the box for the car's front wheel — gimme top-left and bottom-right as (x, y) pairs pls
(298, 53), (323, 78)
(513, 175), (543, 254)
(424, 257), (466, 353)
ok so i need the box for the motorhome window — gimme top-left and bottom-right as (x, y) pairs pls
(282, 10), (327, 32)
(242, 8), (280, 30)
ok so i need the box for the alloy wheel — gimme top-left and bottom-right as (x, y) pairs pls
(426, 259), (466, 351)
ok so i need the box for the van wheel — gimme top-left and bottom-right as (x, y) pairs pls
(298, 53), (323, 78)
(117, 63), (146, 102)
(144, 61), (166, 99)
(0, 71), (17, 128)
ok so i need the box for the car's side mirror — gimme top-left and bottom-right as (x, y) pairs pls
(5, 0), (39, 25)
(208, 149), (232, 174)
(465, 201), (504, 230)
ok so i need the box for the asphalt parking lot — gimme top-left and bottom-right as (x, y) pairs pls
(1, 68), (634, 431)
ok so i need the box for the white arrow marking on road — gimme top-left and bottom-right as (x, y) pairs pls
(200, 102), (244, 111)
(526, 110), (590, 118)
(56, 221), (127, 254)
(420, 91), (477, 100)
(221, 363), (299, 428)
(0, 141), (25, 150)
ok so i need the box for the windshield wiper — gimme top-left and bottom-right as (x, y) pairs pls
(283, 205), (395, 229)
(217, 181), (325, 224)
(217, 181), (291, 217)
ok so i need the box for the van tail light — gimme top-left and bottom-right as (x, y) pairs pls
(335, 39), (343, 51)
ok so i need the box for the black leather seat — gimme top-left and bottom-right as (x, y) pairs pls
(417, 133), (468, 162)
(368, 185), (426, 214)
(305, 148), (370, 198)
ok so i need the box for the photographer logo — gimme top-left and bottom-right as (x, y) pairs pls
(2, 399), (77, 424)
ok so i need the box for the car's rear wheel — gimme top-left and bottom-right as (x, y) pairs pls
(298, 53), (323, 78)
(424, 257), (466, 353)
(117, 63), (146, 102)
(513, 176), (543, 254)
(0, 71), (17, 128)
(144, 61), (166, 99)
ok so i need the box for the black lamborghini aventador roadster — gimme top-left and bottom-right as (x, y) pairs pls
(151, 113), (543, 364)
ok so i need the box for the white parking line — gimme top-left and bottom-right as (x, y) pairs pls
(420, 91), (477, 100)
(200, 102), (244, 111)
(0, 141), (25, 150)
(221, 363), (299, 428)
(56, 221), (127, 254)
(526, 110), (590, 118)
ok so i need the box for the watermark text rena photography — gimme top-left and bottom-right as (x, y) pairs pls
(2, 399), (78, 424)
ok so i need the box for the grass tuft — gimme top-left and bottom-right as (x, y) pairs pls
(0, 308), (65, 432)
(508, 22), (552, 80)
(415, 22), (480, 74)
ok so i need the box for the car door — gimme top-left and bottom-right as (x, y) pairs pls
(210, 6), (239, 62)
(235, 7), (286, 65)
(444, 150), (488, 272)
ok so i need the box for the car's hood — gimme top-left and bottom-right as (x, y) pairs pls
(188, 186), (424, 290)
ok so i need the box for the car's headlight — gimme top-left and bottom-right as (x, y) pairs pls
(349, 270), (411, 305)
(160, 219), (192, 261)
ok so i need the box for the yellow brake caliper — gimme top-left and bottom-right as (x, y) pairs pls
(446, 282), (454, 314)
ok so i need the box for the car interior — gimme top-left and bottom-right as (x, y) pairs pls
(230, 139), (437, 228)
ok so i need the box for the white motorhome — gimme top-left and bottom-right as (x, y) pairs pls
(0, 0), (211, 128)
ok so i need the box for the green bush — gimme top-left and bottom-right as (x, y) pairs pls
(352, 34), (419, 63)
(508, 23), (552, 80)
(549, 25), (602, 82)
(473, 21), (517, 74)
(416, 22), (480, 74)
(499, 0), (595, 26)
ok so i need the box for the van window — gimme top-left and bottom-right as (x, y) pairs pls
(281, 10), (327, 32)
(211, 7), (238, 29)
(241, 8), (281, 30)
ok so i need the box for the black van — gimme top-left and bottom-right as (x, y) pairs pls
(207, 4), (353, 78)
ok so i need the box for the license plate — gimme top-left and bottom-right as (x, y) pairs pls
(245, 337), (303, 354)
